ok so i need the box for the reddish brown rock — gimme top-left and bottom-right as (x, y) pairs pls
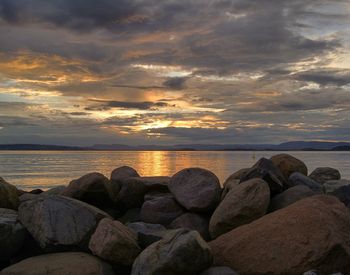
(270, 153), (308, 178)
(210, 195), (350, 274)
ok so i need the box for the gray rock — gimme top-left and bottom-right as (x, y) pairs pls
(89, 218), (141, 266)
(140, 196), (184, 226)
(43, 185), (66, 195)
(18, 195), (110, 251)
(131, 229), (213, 275)
(169, 213), (210, 241)
(330, 184), (350, 207)
(0, 177), (19, 210)
(288, 172), (322, 192)
(0, 252), (115, 275)
(269, 185), (315, 212)
(110, 166), (140, 181)
(115, 176), (170, 210)
(240, 158), (287, 195)
(309, 167), (341, 184)
(169, 168), (221, 212)
(223, 168), (250, 186)
(128, 222), (168, 248)
(221, 179), (240, 200)
(324, 180), (350, 193)
(118, 208), (141, 224)
(209, 178), (270, 239)
(61, 172), (114, 209)
(0, 208), (27, 261)
(144, 191), (173, 201)
(200, 266), (239, 275)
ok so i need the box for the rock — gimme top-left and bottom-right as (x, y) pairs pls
(19, 193), (38, 203)
(223, 168), (250, 186)
(324, 180), (350, 193)
(89, 218), (141, 266)
(270, 153), (308, 178)
(118, 208), (141, 224)
(209, 195), (350, 274)
(221, 179), (239, 200)
(18, 195), (110, 251)
(61, 172), (114, 209)
(168, 213), (210, 241)
(209, 178), (270, 239)
(200, 266), (239, 275)
(240, 158), (286, 195)
(131, 229), (213, 275)
(0, 177), (19, 210)
(0, 252), (115, 275)
(29, 189), (43, 194)
(128, 222), (167, 248)
(310, 167), (341, 184)
(0, 209), (27, 262)
(269, 185), (315, 212)
(169, 168), (221, 212)
(288, 172), (322, 192)
(140, 196), (184, 226)
(144, 190), (173, 201)
(43, 185), (66, 195)
(330, 185), (350, 207)
(111, 166), (140, 181)
(115, 176), (170, 210)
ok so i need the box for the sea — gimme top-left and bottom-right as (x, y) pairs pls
(0, 150), (349, 191)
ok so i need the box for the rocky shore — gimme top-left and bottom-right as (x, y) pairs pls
(0, 153), (350, 274)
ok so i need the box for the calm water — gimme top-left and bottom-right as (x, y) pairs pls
(0, 151), (349, 190)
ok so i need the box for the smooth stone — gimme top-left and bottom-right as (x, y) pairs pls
(270, 153), (308, 178)
(127, 222), (167, 248)
(168, 212), (210, 241)
(131, 229), (213, 275)
(0, 177), (19, 210)
(89, 218), (141, 266)
(140, 196), (184, 226)
(240, 158), (287, 195)
(0, 209), (27, 261)
(200, 266), (239, 275)
(18, 195), (110, 251)
(169, 168), (221, 212)
(269, 185), (315, 212)
(43, 185), (66, 195)
(222, 168), (250, 186)
(221, 179), (239, 200)
(144, 191), (173, 201)
(330, 185), (350, 207)
(209, 178), (270, 239)
(309, 167), (341, 184)
(118, 208), (141, 224)
(115, 176), (170, 210)
(324, 180), (350, 193)
(0, 252), (115, 275)
(110, 166), (140, 181)
(288, 172), (322, 192)
(61, 172), (114, 208)
(210, 195), (350, 274)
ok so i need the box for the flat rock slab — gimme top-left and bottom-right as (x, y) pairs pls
(18, 195), (110, 251)
(0, 252), (115, 275)
(169, 168), (221, 212)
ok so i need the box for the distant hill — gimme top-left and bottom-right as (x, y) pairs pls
(1, 141), (350, 151)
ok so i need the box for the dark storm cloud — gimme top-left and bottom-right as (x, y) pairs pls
(163, 77), (188, 90)
(294, 69), (350, 86)
(85, 100), (170, 111)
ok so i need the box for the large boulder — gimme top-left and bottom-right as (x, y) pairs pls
(210, 195), (350, 274)
(0, 252), (115, 275)
(0, 177), (19, 210)
(309, 167), (341, 184)
(140, 196), (184, 226)
(223, 168), (250, 186)
(269, 185), (315, 212)
(169, 213), (210, 241)
(43, 185), (66, 195)
(169, 168), (221, 212)
(89, 218), (141, 266)
(131, 229), (213, 275)
(128, 222), (168, 248)
(270, 153), (308, 178)
(324, 180), (350, 193)
(239, 158), (287, 195)
(61, 172), (114, 209)
(118, 208), (141, 224)
(111, 166), (140, 181)
(115, 176), (170, 210)
(200, 266), (239, 275)
(221, 179), (239, 200)
(288, 172), (322, 192)
(209, 178), (270, 239)
(18, 195), (110, 251)
(0, 209), (27, 262)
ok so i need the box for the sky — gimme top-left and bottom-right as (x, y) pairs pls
(0, 0), (349, 146)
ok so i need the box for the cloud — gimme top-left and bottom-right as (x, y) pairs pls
(85, 100), (171, 111)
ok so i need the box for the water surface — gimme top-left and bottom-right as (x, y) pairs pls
(0, 150), (349, 190)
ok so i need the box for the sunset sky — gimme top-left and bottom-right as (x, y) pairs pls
(0, 0), (349, 145)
